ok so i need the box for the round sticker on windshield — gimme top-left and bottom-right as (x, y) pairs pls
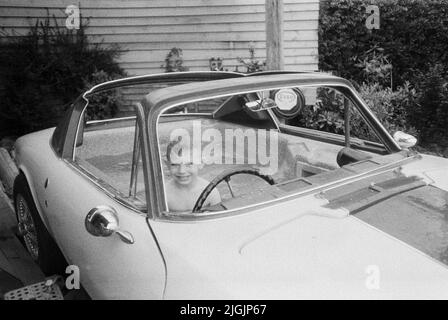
(275, 89), (297, 110)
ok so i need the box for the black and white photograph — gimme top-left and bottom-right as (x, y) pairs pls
(0, 0), (447, 304)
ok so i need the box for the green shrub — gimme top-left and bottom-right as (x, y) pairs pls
(82, 70), (124, 121)
(299, 88), (345, 134)
(291, 81), (417, 143)
(356, 81), (418, 141)
(319, 0), (448, 88)
(0, 13), (126, 135)
(320, 0), (448, 149)
(410, 64), (448, 144)
(354, 46), (393, 89)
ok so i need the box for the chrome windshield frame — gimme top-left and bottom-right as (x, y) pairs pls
(147, 78), (403, 221)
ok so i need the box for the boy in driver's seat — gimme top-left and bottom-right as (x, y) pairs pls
(165, 137), (221, 212)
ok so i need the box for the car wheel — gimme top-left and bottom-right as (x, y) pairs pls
(14, 173), (67, 276)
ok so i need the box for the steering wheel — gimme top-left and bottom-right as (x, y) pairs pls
(192, 168), (276, 213)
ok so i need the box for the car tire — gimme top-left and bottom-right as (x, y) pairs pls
(13, 172), (67, 276)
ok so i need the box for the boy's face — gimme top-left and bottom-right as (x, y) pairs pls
(168, 154), (201, 186)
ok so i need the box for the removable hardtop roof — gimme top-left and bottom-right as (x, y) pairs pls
(142, 72), (350, 116)
(82, 70), (326, 97)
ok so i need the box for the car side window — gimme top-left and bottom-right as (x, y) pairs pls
(73, 99), (146, 210)
(291, 87), (346, 135)
(283, 86), (385, 149)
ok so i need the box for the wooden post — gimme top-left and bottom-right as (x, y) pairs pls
(265, 0), (284, 70)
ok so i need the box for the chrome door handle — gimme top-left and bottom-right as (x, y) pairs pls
(85, 206), (135, 244)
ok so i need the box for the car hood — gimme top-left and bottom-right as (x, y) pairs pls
(151, 182), (448, 299)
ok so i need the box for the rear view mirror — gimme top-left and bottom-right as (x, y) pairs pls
(245, 98), (277, 112)
(393, 131), (417, 149)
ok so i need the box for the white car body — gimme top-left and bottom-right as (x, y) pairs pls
(13, 72), (448, 299)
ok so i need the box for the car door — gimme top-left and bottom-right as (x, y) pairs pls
(42, 73), (247, 299)
(43, 103), (165, 299)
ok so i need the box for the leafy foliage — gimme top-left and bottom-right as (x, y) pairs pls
(297, 88), (345, 135)
(354, 46), (393, 88)
(163, 48), (189, 72)
(409, 64), (448, 144)
(294, 83), (417, 143)
(237, 45), (266, 73)
(0, 13), (126, 135)
(82, 70), (124, 121)
(320, 0), (448, 151)
(319, 0), (448, 88)
(356, 82), (418, 141)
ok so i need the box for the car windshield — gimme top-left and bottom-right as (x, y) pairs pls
(156, 85), (408, 217)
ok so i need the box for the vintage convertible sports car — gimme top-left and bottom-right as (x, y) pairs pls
(13, 71), (448, 299)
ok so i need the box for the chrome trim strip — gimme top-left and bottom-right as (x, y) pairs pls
(72, 100), (88, 162)
(63, 159), (147, 217)
(129, 121), (141, 198)
(160, 113), (211, 117)
(161, 153), (419, 222)
(86, 116), (136, 126)
(135, 102), (156, 219)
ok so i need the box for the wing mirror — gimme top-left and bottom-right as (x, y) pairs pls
(85, 206), (134, 244)
(393, 131), (417, 149)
